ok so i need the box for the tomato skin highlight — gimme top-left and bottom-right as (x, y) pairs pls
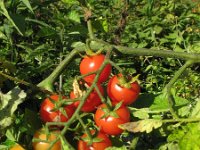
(70, 84), (104, 112)
(107, 74), (140, 105)
(32, 128), (61, 150)
(80, 54), (112, 83)
(78, 130), (112, 150)
(40, 94), (75, 123)
(94, 103), (130, 135)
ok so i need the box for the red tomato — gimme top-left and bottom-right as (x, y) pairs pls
(107, 74), (140, 105)
(94, 103), (130, 135)
(78, 130), (112, 150)
(80, 54), (112, 83)
(70, 84), (104, 112)
(40, 94), (75, 123)
(32, 128), (61, 150)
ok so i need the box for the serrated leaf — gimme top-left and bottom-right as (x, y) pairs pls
(119, 119), (162, 133)
(190, 99), (200, 118)
(150, 91), (189, 110)
(21, 0), (34, 14)
(133, 108), (150, 119)
(0, 87), (26, 131)
(179, 123), (200, 150)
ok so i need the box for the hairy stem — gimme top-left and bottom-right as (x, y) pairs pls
(164, 60), (194, 118)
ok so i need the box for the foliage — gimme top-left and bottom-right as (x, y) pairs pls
(0, 0), (200, 149)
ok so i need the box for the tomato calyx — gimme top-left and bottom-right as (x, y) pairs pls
(85, 49), (103, 57)
(100, 101), (123, 119)
(80, 130), (103, 146)
(117, 74), (140, 89)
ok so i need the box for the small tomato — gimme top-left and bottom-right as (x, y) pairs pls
(94, 103), (130, 135)
(80, 54), (112, 83)
(78, 130), (112, 150)
(40, 94), (75, 123)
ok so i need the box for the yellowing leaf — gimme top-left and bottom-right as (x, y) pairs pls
(119, 119), (162, 133)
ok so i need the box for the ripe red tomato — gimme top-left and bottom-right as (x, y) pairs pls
(78, 130), (112, 150)
(32, 128), (61, 150)
(94, 103), (130, 135)
(79, 54), (112, 83)
(40, 94), (75, 123)
(70, 84), (104, 112)
(107, 74), (140, 105)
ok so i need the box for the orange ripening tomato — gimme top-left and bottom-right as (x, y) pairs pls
(32, 128), (61, 150)
(10, 144), (25, 150)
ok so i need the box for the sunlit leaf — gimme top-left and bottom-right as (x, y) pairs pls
(190, 99), (200, 118)
(133, 108), (150, 119)
(21, 0), (34, 14)
(68, 11), (80, 23)
(0, 87), (26, 131)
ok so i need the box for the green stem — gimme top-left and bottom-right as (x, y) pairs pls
(37, 49), (81, 92)
(87, 20), (95, 39)
(109, 60), (124, 73)
(0, 71), (53, 95)
(115, 45), (200, 62)
(164, 60), (194, 118)
(76, 114), (93, 145)
(162, 117), (200, 123)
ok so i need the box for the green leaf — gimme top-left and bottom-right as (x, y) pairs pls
(5, 130), (16, 141)
(190, 99), (200, 118)
(0, 30), (7, 40)
(21, 0), (34, 14)
(0, 1), (24, 35)
(68, 11), (80, 23)
(150, 91), (189, 110)
(0, 87), (26, 132)
(119, 119), (162, 133)
(154, 25), (163, 34)
(179, 123), (200, 150)
(133, 108), (150, 119)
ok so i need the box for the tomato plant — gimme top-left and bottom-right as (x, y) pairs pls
(107, 74), (140, 105)
(78, 130), (112, 150)
(70, 84), (104, 112)
(79, 54), (112, 83)
(94, 103), (130, 135)
(32, 128), (61, 150)
(40, 94), (75, 123)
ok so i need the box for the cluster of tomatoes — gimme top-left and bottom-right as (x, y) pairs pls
(31, 54), (140, 150)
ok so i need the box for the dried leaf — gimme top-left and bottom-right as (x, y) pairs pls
(119, 119), (162, 133)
